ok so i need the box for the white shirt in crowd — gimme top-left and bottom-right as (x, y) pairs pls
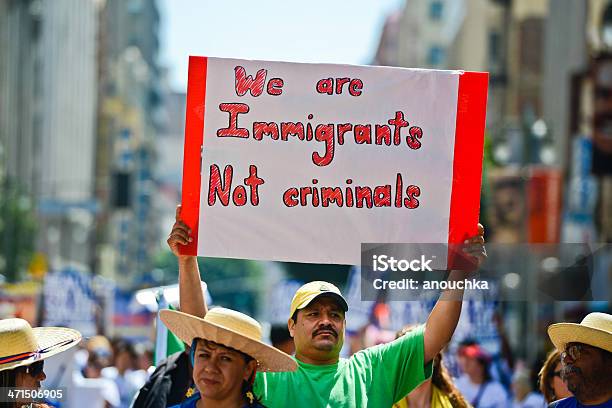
(102, 366), (147, 408)
(72, 370), (121, 408)
(512, 392), (547, 408)
(455, 374), (509, 408)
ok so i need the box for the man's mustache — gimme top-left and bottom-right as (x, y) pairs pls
(562, 365), (581, 378)
(313, 326), (338, 338)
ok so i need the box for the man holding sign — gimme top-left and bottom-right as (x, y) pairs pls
(170, 56), (489, 406)
(167, 214), (485, 407)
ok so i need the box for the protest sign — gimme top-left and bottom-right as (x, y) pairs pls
(181, 56), (487, 265)
(42, 267), (97, 337)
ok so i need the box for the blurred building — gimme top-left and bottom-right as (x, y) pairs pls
(447, 0), (509, 127)
(1, 0), (163, 285)
(96, 0), (162, 287)
(1, 0), (101, 276)
(542, 0), (587, 172)
(567, 0), (612, 242)
(155, 88), (186, 234)
(373, 0), (510, 127)
(374, 0), (465, 69)
(505, 1), (548, 121)
(37, 0), (100, 267)
(0, 0), (42, 196)
(0, 0), (42, 281)
(371, 0), (612, 362)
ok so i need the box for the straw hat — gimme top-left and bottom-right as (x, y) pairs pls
(548, 312), (612, 353)
(159, 308), (297, 372)
(0, 318), (82, 372)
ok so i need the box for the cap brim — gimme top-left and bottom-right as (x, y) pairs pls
(160, 310), (297, 372)
(296, 292), (349, 313)
(548, 323), (612, 353)
(0, 327), (81, 372)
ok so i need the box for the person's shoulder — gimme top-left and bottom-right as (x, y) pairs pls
(483, 381), (509, 401)
(454, 374), (470, 387)
(101, 365), (118, 379)
(548, 396), (576, 408)
(524, 392), (546, 405)
(255, 367), (295, 386)
(357, 325), (425, 357)
(167, 392), (200, 408)
(257, 368), (294, 377)
(488, 380), (507, 391)
(127, 368), (148, 386)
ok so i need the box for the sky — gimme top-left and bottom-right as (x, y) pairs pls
(159, 0), (405, 92)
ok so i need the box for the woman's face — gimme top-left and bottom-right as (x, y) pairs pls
(114, 350), (132, 372)
(192, 340), (256, 402)
(551, 361), (572, 400)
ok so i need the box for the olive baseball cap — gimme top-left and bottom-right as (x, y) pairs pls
(289, 281), (349, 319)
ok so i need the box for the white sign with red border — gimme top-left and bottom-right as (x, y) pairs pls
(180, 56), (488, 266)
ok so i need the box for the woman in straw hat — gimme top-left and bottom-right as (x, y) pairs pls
(160, 308), (297, 408)
(0, 318), (82, 408)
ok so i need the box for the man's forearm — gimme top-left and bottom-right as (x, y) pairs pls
(178, 256), (207, 317)
(423, 270), (465, 363)
(422, 225), (485, 363)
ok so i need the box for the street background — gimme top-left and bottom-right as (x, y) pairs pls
(1, 0), (611, 406)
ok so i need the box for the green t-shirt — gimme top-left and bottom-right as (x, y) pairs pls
(254, 324), (433, 408)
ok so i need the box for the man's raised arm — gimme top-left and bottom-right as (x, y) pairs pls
(423, 224), (486, 363)
(167, 205), (207, 318)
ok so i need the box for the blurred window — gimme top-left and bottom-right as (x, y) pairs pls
(427, 46), (445, 66)
(601, 3), (612, 48)
(430, 1), (443, 21)
(488, 31), (500, 64)
(519, 18), (543, 73)
(128, 0), (143, 14)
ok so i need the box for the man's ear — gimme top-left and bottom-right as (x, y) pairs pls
(287, 317), (295, 338)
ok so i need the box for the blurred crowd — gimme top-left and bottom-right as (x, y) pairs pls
(72, 336), (153, 408)
(347, 322), (567, 408)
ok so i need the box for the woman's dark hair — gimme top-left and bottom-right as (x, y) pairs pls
(538, 349), (561, 403)
(431, 353), (471, 408)
(478, 356), (493, 383)
(113, 339), (138, 366)
(396, 326), (470, 408)
(241, 370), (264, 408)
(0, 368), (17, 388)
(0, 367), (19, 408)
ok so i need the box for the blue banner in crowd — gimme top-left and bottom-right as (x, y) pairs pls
(43, 267), (97, 337)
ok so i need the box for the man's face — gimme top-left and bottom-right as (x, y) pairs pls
(288, 296), (345, 362)
(561, 342), (611, 399)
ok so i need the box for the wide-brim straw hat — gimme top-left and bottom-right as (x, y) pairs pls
(160, 308), (297, 372)
(548, 312), (612, 353)
(0, 318), (82, 372)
